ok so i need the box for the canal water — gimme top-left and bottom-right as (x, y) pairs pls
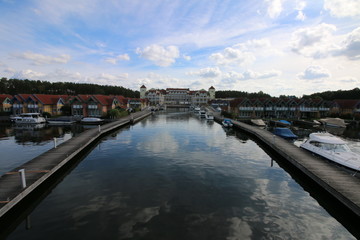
(1, 111), (359, 239)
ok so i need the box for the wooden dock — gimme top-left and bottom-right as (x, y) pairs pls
(214, 114), (360, 218)
(0, 110), (152, 219)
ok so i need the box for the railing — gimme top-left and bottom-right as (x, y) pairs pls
(239, 107), (252, 111)
(27, 104), (38, 108)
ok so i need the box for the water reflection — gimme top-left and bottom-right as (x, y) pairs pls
(0, 123), (86, 175)
(3, 112), (358, 239)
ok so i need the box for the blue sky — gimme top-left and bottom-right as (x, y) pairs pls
(0, 0), (359, 96)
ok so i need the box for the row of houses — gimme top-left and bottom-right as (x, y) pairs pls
(0, 94), (149, 117)
(211, 97), (360, 119)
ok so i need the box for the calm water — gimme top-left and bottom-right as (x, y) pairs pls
(1, 111), (359, 239)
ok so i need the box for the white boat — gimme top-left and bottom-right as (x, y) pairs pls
(222, 119), (233, 127)
(251, 119), (266, 127)
(194, 107), (201, 114)
(80, 117), (103, 124)
(300, 132), (360, 171)
(14, 113), (46, 124)
(319, 118), (347, 128)
(199, 109), (206, 118)
(205, 112), (214, 120)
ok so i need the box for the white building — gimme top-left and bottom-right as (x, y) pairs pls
(140, 85), (215, 105)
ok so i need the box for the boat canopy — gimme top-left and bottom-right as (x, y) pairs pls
(309, 133), (346, 145)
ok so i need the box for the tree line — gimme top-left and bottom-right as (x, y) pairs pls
(217, 88), (360, 101)
(215, 90), (271, 99)
(0, 78), (139, 98)
(302, 88), (360, 100)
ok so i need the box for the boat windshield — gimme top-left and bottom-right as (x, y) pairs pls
(310, 141), (351, 152)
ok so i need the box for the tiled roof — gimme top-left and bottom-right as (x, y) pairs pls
(334, 99), (360, 108)
(34, 94), (69, 105)
(0, 94), (13, 103)
(93, 95), (114, 105)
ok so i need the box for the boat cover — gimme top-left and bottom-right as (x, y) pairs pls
(308, 133), (346, 144)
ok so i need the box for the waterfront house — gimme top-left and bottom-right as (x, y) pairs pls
(12, 94), (37, 115)
(331, 99), (360, 118)
(0, 94), (13, 113)
(33, 94), (69, 116)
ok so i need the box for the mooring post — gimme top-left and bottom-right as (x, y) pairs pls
(53, 137), (57, 148)
(18, 169), (26, 189)
(273, 135), (276, 144)
(98, 125), (101, 132)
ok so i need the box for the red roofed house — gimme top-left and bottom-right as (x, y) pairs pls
(70, 94), (128, 117)
(331, 99), (360, 118)
(0, 94), (13, 113)
(33, 94), (69, 116)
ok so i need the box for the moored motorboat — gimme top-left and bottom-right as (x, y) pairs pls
(80, 117), (103, 124)
(222, 119), (233, 127)
(319, 118), (347, 128)
(273, 127), (298, 140)
(205, 112), (214, 120)
(300, 132), (360, 171)
(14, 113), (46, 124)
(251, 119), (266, 127)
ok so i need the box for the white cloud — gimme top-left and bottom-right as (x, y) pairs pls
(13, 51), (71, 65)
(266, 0), (284, 19)
(209, 47), (256, 66)
(298, 65), (331, 79)
(136, 72), (182, 89)
(324, 0), (360, 18)
(183, 54), (191, 61)
(243, 69), (282, 79)
(88, 73), (129, 86)
(187, 67), (222, 78)
(290, 23), (337, 58)
(335, 27), (360, 60)
(222, 71), (245, 83)
(105, 53), (130, 64)
(136, 44), (179, 67)
(296, 11), (306, 21)
(11, 69), (47, 79)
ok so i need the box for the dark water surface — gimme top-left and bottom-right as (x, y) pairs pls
(2, 112), (357, 239)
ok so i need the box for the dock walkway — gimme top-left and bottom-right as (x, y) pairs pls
(214, 114), (360, 217)
(0, 110), (152, 218)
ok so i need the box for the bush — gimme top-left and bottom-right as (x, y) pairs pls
(107, 109), (128, 119)
(42, 112), (51, 118)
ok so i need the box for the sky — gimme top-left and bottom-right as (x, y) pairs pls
(0, 0), (359, 97)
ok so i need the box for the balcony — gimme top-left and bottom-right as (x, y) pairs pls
(73, 105), (83, 109)
(239, 107), (253, 111)
(27, 104), (38, 108)
(13, 104), (23, 108)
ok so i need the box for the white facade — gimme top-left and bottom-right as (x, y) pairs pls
(140, 85), (215, 105)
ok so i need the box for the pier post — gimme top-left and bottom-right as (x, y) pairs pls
(53, 137), (57, 148)
(18, 169), (26, 189)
